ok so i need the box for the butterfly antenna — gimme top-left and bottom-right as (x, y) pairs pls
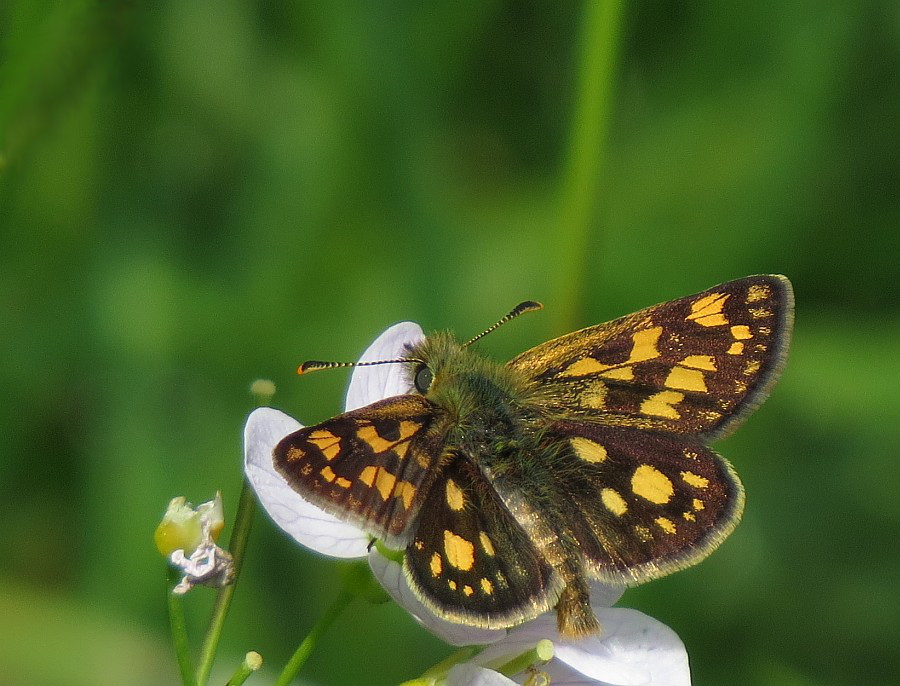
(462, 300), (543, 348)
(297, 357), (423, 375)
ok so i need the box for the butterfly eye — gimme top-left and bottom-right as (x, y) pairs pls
(414, 365), (433, 393)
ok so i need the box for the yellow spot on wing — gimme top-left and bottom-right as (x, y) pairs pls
(571, 437), (608, 463)
(601, 488), (628, 516)
(665, 366), (708, 393)
(560, 357), (606, 377)
(307, 430), (342, 460)
(693, 498), (705, 511)
(746, 284), (771, 302)
(655, 516), (677, 534)
(727, 342), (744, 355)
(335, 477), (352, 489)
(430, 553), (442, 577)
(601, 367), (634, 381)
(750, 308), (772, 319)
(448, 580), (457, 590)
(395, 481), (416, 509)
(632, 465), (674, 504)
(744, 360), (761, 376)
(640, 390), (684, 419)
(681, 471), (710, 488)
(359, 466), (377, 487)
(687, 293), (730, 326)
(481, 578), (494, 595)
(374, 469), (397, 500)
(681, 355), (717, 371)
(356, 425), (395, 453)
(320, 466), (336, 482)
(479, 532), (496, 556)
(446, 479), (465, 511)
(463, 585), (474, 597)
(393, 441), (410, 460)
(398, 421), (421, 440)
(683, 511), (696, 522)
(629, 326), (664, 363)
(731, 325), (753, 340)
(444, 531), (475, 571)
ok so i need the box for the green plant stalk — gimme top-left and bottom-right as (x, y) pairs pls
(396, 646), (479, 686)
(167, 567), (198, 686)
(274, 588), (355, 686)
(226, 651), (263, 686)
(195, 482), (257, 686)
(554, 0), (626, 332)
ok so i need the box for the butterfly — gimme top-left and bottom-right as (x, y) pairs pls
(273, 275), (794, 637)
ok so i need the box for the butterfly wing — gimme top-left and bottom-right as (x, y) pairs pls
(273, 394), (449, 548)
(403, 453), (563, 630)
(511, 275), (793, 440)
(542, 423), (743, 585)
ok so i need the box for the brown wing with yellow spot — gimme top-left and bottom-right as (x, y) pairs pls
(546, 422), (744, 585)
(510, 275), (793, 440)
(403, 454), (562, 630)
(273, 394), (450, 547)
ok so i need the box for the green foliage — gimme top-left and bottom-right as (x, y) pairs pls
(1, 2), (897, 684)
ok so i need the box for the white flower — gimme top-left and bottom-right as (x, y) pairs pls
(244, 321), (692, 685)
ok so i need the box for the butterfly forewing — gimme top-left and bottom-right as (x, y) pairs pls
(404, 454), (562, 629)
(511, 275), (793, 439)
(273, 395), (450, 546)
(547, 422), (743, 584)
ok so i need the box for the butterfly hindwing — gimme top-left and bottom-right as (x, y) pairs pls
(510, 275), (793, 439)
(273, 394), (449, 545)
(546, 421), (743, 585)
(403, 454), (562, 630)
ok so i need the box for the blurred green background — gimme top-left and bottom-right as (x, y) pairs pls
(1, 2), (898, 685)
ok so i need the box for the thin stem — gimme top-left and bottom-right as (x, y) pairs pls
(226, 651), (263, 686)
(494, 639), (554, 677)
(195, 482), (257, 686)
(553, 0), (626, 332)
(167, 567), (198, 686)
(274, 588), (355, 686)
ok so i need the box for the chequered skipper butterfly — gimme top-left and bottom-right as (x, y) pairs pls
(273, 275), (793, 637)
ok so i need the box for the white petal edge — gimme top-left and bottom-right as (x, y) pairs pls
(243, 407), (370, 558)
(447, 664), (518, 686)
(368, 549), (507, 647)
(345, 321), (425, 411)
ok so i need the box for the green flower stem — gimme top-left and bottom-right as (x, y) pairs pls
(195, 481), (257, 686)
(226, 651), (263, 686)
(167, 567), (198, 686)
(395, 647), (480, 685)
(274, 588), (355, 686)
(492, 639), (554, 677)
(554, 0), (626, 332)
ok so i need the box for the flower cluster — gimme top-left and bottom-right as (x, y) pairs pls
(244, 322), (692, 685)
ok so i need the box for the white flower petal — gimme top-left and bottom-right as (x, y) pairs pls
(447, 664), (518, 686)
(589, 582), (627, 609)
(473, 605), (689, 686)
(368, 549), (507, 647)
(547, 608), (689, 686)
(243, 408), (370, 558)
(345, 322), (425, 411)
